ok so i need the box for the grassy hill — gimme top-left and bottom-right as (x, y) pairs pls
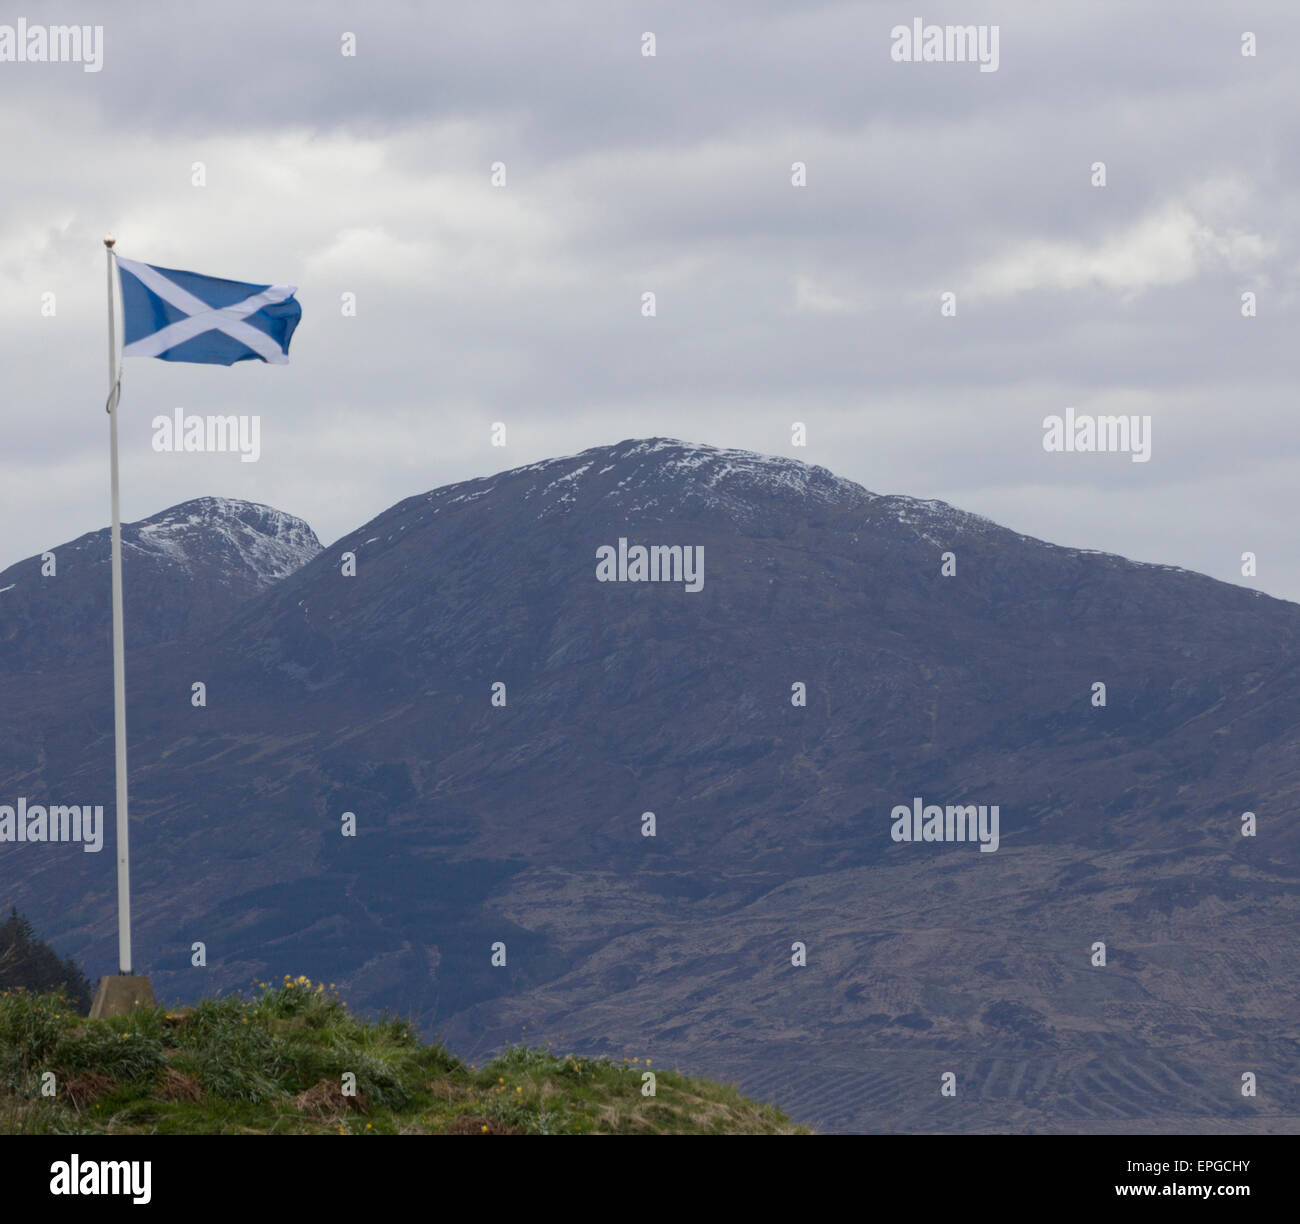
(0, 977), (807, 1135)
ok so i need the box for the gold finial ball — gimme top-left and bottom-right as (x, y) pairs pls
(103, 234), (116, 248)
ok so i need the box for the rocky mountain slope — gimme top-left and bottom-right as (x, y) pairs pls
(0, 441), (1296, 1133)
(0, 497), (320, 673)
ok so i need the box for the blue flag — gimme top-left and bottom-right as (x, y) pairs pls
(117, 257), (301, 365)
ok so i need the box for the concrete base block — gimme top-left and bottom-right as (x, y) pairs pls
(89, 975), (156, 1018)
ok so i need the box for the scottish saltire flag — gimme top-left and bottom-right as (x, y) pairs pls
(117, 257), (301, 365)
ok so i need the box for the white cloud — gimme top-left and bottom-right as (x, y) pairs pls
(793, 275), (855, 314)
(963, 180), (1275, 299)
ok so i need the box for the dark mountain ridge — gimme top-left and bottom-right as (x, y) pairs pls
(0, 496), (320, 673)
(1, 440), (1296, 1132)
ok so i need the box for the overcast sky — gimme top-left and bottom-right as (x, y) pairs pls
(3, 1), (1298, 600)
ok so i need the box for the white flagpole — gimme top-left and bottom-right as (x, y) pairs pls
(104, 233), (133, 976)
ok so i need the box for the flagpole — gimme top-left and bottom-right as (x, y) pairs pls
(104, 233), (132, 976)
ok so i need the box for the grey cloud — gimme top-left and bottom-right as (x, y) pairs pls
(2, 0), (1298, 601)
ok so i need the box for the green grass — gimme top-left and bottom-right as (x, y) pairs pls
(0, 977), (808, 1134)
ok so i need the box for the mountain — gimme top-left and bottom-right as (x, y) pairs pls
(0, 497), (320, 673)
(1, 440), (1297, 1134)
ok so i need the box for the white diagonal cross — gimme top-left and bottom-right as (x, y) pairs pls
(118, 258), (296, 364)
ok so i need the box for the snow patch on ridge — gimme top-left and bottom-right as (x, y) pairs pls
(125, 497), (321, 585)
(522, 438), (880, 523)
(409, 438), (1010, 540)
